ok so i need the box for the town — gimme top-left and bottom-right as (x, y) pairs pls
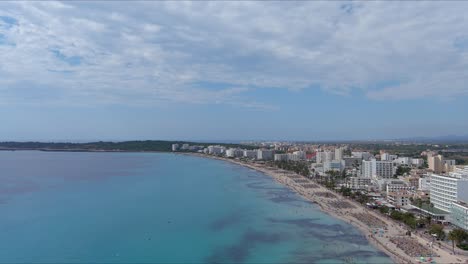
(173, 141), (468, 262)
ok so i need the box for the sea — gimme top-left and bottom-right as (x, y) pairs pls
(0, 151), (392, 263)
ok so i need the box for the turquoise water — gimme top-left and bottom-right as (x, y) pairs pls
(0, 151), (392, 263)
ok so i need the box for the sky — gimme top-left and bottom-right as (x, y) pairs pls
(0, 1), (467, 142)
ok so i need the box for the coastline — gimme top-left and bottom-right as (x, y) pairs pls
(183, 153), (466, 264)
(2, 149), (465, 263)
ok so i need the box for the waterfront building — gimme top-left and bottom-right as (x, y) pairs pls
(451, 201), (468, 230)
(257, 149), (274, 160)
(172, 144), (179, 151)
(346, 177), (372, 190)
(387, 192), (411, 207)
(274, 154), (289, 161)
(225, 148), (243, 158)
(430, 166), (468, 213)
(208, 146), (224, 155)
(181, 144), (190, 150)
(243, 150), (258, 159)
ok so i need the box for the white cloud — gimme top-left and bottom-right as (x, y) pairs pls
(0, 1), (468, 109)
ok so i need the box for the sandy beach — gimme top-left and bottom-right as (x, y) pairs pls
(186, 153), (467, 264)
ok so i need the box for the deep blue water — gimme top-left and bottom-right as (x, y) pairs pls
(0, 151), (392, 263)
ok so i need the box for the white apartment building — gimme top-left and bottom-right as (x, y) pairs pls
(412, 158), (425, 167)
(171, 144), (179, 151)
(430, 166), (468, 213)
(361, 160), (374, 178)
(208, 146), (224, 155)
(225, 148), (243, 158)
(274, 154), (289, 161)
(394, 157), (412, 166)
(419, 177), (431, 191)
(243, 150), (258, 159)
(316, 151), (334, 163)
(386, 181), (414, 193)
(181, 144), (190, 150)
(362, 159), (394, 179)
(293, 151), (306, 160)
(381, 153), (398, 161)
(451, 201), (468, 231)
(346, 177), (372, 190)
(257, 149), (274, 160)
(387, 192), (411, 207)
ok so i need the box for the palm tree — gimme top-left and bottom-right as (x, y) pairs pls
(448, 229), (468, 254)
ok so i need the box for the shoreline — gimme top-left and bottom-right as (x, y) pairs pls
(3, 149), (465, 263)
(183, 153), (466, 264)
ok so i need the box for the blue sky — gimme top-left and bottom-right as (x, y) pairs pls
(0, 2), (467, 141)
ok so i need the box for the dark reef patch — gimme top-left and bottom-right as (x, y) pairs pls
(205, 228), (287, 263)
(209, 211), (245, 232)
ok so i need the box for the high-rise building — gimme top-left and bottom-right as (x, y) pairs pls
(334, 147), (343, 161)
(316, 151), (334, 163)
(243, 150), (258, 159)
(361, 159), (394, 179)
(171, 144), (179, 151)
(430, 166), (468, 212)
(428, 154), (444, 173)
(257, 149), (274, 160)
(274, 154), (289, 161)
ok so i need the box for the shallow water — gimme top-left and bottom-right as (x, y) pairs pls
(0, 151), (392, 263)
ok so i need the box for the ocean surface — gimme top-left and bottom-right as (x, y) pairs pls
(0, 151), (392, 263)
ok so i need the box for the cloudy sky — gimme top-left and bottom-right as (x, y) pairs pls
(0, 1), (467, 141)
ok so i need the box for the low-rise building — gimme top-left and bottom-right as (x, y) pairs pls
(419, 177), (431, 191)
(386, 180), (414, 193)
(381, 153), (398, 161)
(412, 158), (425, 167)
(324, 160), (345, 172)
(387, 192), (411, 207)
(172, 144), (179, 151)
(346, 177), (372, 190)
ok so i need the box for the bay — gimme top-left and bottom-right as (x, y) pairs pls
(0, 151), (391, 263)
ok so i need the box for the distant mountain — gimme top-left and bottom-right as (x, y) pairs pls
(395, 135), (468, 143)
